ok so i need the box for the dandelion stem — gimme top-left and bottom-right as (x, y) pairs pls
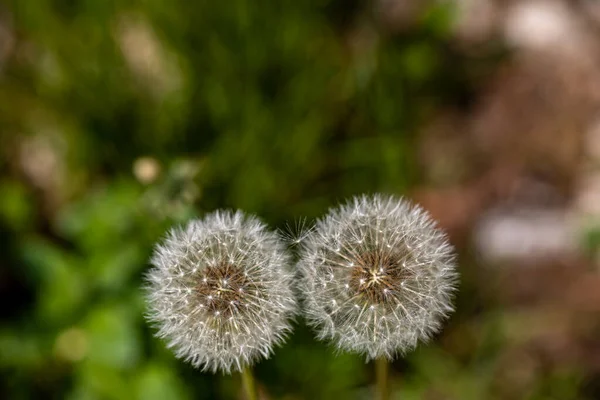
(375, 357), (389, 400)
(241, 367), (258, 400)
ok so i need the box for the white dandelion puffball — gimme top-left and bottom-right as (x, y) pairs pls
(145, 210), (297, 373)
(298, 194), (458, 360)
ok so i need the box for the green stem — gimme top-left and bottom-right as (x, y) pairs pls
(375, 357), (389, 400)
(241, 367), (258, 400)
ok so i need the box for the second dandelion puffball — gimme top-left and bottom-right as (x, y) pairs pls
(145, 210), (297, 373)
(298, 195), (458, 360)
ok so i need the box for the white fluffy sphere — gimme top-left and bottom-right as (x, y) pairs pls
(298, 194), (458, 360)
(145, 210), (297, 373)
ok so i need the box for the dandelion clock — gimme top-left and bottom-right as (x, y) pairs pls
(298, 194), (458, 399)
(145, 210), (297, 399)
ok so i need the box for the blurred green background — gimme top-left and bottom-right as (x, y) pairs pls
(2, 0), (600, 399)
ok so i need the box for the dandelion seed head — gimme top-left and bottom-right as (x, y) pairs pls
(298, 194), (458, 360)
(145, 210), (296, 373)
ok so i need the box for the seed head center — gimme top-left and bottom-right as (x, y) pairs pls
(347, 251), (411, 304)
(195, 263), (251, 317)
(350, 266), (392, 303)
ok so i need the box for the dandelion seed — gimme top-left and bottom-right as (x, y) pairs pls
(298, 194), (458, 360)
(279, 217), (315, 246)
(145, 210), (297, 373)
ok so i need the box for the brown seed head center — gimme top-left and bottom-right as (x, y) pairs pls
(348, 250), (410, 304)
(195, 263), (252, 317)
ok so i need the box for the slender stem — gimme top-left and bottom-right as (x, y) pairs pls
(241, 367), (258, 400)
(375, 357), (389, 400)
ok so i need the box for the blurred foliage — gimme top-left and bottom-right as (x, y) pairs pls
(0, 0), (593, 399)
